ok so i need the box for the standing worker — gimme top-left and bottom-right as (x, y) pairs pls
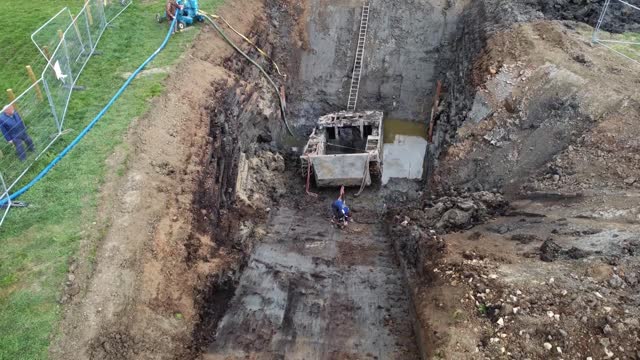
(331, 186), (352, 227)
(0, 105), (35, 162)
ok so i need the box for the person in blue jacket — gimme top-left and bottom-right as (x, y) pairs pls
(0, 105), (34, 161)
(331, 186), (351, 227)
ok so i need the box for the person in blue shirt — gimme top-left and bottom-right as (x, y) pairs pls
(0, 105), (35, 162)
(331, 186), (351, 227)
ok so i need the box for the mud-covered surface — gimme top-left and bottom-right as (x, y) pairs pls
(205, 205), (419, 359)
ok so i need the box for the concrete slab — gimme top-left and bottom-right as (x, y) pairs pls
(311, 154), (371, 187)
(382, 135), (428, 185)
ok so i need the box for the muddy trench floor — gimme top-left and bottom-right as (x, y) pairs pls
(203, 200), (420, 360)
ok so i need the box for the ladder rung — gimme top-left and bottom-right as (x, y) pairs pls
(347, 1), (370, 111)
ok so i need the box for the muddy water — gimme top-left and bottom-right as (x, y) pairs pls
(204, 207), (419, 359)
(382, 119), (429, 185)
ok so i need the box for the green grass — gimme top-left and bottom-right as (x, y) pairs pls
(0, 1), (79, 95)
(593, 29), (640, 62)
(0, 0), (222, 359)
(608, 32), (640, 61)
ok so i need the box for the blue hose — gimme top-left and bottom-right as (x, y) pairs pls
(0, 17), (178, 207)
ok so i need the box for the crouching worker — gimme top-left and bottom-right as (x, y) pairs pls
(157, 0), (184, 28)
(0, 105), (34, 162)
(331, 186), (352, 227)
(167, 0), (184, 20)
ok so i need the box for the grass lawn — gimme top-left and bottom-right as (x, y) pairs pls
(591, 27), (640, 62)
(0, 0), (222, 359)
(607, 32), (640, 62)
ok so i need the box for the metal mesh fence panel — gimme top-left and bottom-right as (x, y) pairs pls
(64, 22), (88, 84)
(0, 80), (59, 190)
(593, 0), (640, 64)
(31, 8), (74, 64)
(0, 0), (131, 226)
(86, 0), (108, 50)
(0, 173), (10, 226)
(42, 40), (74, 128)
(104, 0), (132, 24)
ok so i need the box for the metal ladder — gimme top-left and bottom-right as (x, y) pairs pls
(347, 2), (370, 112)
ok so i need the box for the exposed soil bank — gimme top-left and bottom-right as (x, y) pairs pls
(430, 0), (640, 193)
(390, 0), (640, 358)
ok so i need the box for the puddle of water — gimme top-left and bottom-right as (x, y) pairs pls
(383, 118), (428, 144)
(382, 119), (429, 185)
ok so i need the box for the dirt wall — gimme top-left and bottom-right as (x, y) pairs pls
(269, 0), (472, 134)
(427, 0), (633, 192)
(187, 21), (294, 354)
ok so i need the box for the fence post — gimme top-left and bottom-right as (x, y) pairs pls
(6, 89), (17, 111)
(70, 12), (87, 57)
(6, 89), (16, 103)
(87, 4), (94, 26)
(26, 66), (44, 101)
(84, 8), (94, 51)
(60, 38), (74, 122)
(43, 46), (51, 60)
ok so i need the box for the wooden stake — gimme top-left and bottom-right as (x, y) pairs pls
(6, 89), (18, 111)
(26, 66), (44, 101)
(87, 5), (94, 26)
(43, 46), (51, 60)
(72, 13), (82, 36)
(6, 89), (16, 103)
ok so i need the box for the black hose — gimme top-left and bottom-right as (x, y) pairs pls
(200, 13), (295, 137)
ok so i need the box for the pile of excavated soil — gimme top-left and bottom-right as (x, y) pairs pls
(435, 20), (640, 194)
